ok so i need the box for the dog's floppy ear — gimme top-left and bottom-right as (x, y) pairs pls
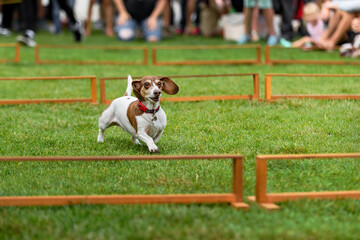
(160, 77), (179, 95)
(132, 80), (144, 100)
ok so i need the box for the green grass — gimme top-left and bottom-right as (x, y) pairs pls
(0, 30), (360, 240)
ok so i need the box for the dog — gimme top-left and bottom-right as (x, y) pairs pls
(97, 75), (179, 153)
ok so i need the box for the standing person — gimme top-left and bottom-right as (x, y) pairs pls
(237, 0), (277, 45)
(273, 0), (296, 45)
(17, 0), (83, 47)
(113, 0), (166, 42)
(0, 1), (19, 36)
(17, 0), (38, 47)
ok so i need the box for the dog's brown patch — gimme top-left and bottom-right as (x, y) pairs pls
(127, 100), (143, 133)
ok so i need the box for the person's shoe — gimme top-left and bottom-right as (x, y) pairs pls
(279, 38), (292, 48)
(71, 21), (84, 43)
(267, 35), (278, 46)
(237, 34), (250, 45)
(17, 30), (36, 47)
(0, 27), (11, 36)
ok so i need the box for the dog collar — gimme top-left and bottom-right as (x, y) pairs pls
(138, 101), (160, 114)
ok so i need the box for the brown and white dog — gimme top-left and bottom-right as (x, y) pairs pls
(97, 75), (179, 153)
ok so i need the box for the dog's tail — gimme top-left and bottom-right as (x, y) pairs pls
(124, 75), (133, 96)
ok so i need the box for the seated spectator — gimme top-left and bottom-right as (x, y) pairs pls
(339, 17), (360, 57)
(316, 0), (360, 50)
(237, 0), (277, 46)
(113, 0), (166, 42)
(291, 2), (324, 49)
(200, 0), (231, 37)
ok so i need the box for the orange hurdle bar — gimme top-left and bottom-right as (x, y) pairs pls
(265, 45), (360, 65)
(248, 153), (360, 210)
(0, 76), (97, 105)
(152, 45), (261, 65)
(100, 73), (260, 104)
(264, 73), (360, 101)
(35, 44), (148, 65)
(0, 43), (20, 63)
(0, 155), (249, 209)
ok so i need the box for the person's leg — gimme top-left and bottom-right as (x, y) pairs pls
(251, 5), (259, 41)
(57, 0), (76, 24)
(319, 10), (342, 42)
(237, 6), (253, 44)
(279, 0), (295, 41)
(318, 10), (354, 50)
(1, 3), (18, 35)
(57, 0), (84, 42)
(141, 18), (162, 42)
(17, 0), (37, 47)
(184, 0), (196, 34)
(115, 18), (137, 41)
(103, 0), (114, 36)
(85, 0), (95, 35)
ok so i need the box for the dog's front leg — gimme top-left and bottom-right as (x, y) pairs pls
(136, 130), (158, 153)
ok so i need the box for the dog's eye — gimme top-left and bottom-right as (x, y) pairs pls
(157, 82), (161, 86)
(144, 82), (150, 86)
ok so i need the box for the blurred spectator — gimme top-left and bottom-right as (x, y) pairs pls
(316, 0), (360, 50)
(86, 0), (114, 36)
(15, 0), (83, 46)
(339, 17), (360, 57)
(17, 0), (38, 47)
(113, 0), (166, 42)
(51, 0), (74, 34)
(273, 0), (296, 43)
(237, 0), (277, 45)
(200, 0), (231, 37)
(0, 1), (19, 36)
(290, 2), (324, 49)
(177, 0), (201, 35)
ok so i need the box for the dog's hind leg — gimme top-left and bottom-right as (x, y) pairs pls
(97, 105), (116, 142)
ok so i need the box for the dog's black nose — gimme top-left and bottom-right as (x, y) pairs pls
(154, 90), (161, 97)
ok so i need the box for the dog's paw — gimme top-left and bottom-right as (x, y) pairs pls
(97, 136), (104, 143)
(148, 146), (159, 153)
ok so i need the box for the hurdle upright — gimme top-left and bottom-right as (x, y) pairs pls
(0, 76), (97, 105)
(264, 73), (360, 101)
(0, 155), (248, 209)
(0, 43), (20, 63)
(248, 153), (360, 210)
(152, 45), (261, 65)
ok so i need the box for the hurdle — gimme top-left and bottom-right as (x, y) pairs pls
(0, 43), (20, 63)
(100, 73), (260, 104)
(265, 46), (360, 65)
(35, 44), (148, 65)
(0, 155), (248, 209)
(0, 76), (97, 105)
(152, 45), (261, 65)
(264, 73), (360, 101)
(248, 153), (360, 210)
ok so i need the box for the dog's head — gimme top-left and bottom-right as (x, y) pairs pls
(132, 76), (179, 103)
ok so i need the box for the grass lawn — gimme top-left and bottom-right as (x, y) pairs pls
(0, 30), (360, 240)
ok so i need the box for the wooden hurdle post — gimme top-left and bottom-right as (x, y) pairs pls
(265, 46), (360, 65)
(151, 45), (261, 65)
(248, 153), (360, 210)
(264, 73), (360, 101)
(0, 155), (248, 209)
(100, 74), (260, 104)
(0, 76), (98, 105)
(35, 44), (148, 65)
(0, 43), (21, 63)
